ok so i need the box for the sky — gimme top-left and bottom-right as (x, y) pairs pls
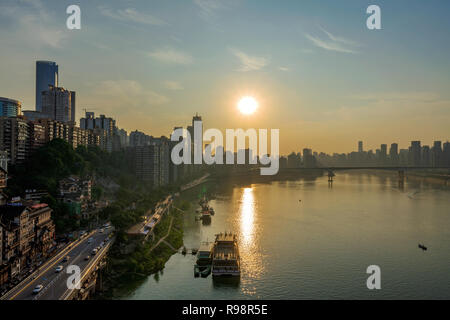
(0, 0), (449, 155)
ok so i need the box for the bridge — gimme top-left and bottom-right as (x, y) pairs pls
(289, 166), (450, 185)
(1, 227), (114, 300)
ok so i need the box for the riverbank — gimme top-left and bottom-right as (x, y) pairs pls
(95, 202), (186, 299)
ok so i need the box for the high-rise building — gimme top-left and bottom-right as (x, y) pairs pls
(389, 143), (399, 164)
(0, 117), (29, 165)
(134, 137), (170, 188)
(28, 121), (46, 153)
(36, 61), (58, 112)
(443, 141), (450, 167)
(410, 141), (421, 166)
(0, 97), (22, 117)
(431, 141), (442, 167)
(422, 146), (431, 166)
(303, 148), (315, 167)
(117, 128), (128, 148)
(70, 91), (76, 125)
(358, 141), (363, 153)
(380, 144), (387, 164)
(130, 130), (152, 147)
(80, 112), (118, 151)
(80, 111), (95, 130)
(41, 85), (75, 123)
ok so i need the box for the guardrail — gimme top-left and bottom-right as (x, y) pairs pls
(59, 237), (114, 300)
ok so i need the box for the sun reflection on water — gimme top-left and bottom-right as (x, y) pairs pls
(240, 187), (255, 247)
(238, 187), (264, 295)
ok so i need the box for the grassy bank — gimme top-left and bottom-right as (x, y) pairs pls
(96, 202), (187, 299)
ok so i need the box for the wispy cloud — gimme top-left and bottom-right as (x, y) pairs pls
(0, 0), (67, 49)
(99, 6), (167, 26)
(229, 48), (269, 72)
(163, 81), (184, 90)
(96, 80), (169, 106)
(305, 27), (359, 54)
(193, 0), (223, 20)
(148, 48), (193, 65)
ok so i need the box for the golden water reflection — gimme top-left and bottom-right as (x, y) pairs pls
(240, 187), (255, 247)
(238, 187), (264, 295)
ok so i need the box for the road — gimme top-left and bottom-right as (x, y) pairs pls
(2, 227), (113, 300)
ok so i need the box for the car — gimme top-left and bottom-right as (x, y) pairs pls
(88, 237), (93, 244)
(32, 284), (44, 294)
(62, 255), (70, 263)
(91, 249), (97, 255)
(99, 229), (104, 233)
(55, 265), (64, 273)
(84, 255), (90, 261)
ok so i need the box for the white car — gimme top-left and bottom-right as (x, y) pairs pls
(55, 265), (64, 273)
(32, 284), (44, 294)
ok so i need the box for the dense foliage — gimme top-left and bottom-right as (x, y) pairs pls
(7, 139), (133, 197)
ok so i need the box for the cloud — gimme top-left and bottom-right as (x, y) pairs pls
(229, 48), (269, 72)
(0, 0), (67, 49)
(279, 67), (289, 72)
(96, 80), (169, 106)
(305, 27), (359, 54)
(163, 81), (184, 90)
(193, 0), (223, 20)
(99, 6), (167, 26)
(148, 48), (193, 65)
(321, 91), (450, 122)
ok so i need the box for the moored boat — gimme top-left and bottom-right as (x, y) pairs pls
(196, 242), (213, 266)
(211, 232), (240, 278)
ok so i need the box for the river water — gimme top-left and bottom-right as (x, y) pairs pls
(125, 171), (450, 299)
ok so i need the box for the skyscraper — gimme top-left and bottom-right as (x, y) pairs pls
(389, 143), (399, 164)
(36, 61), (58, 112)
(431, 141), (442, 167)
(41, 86), (75, 123)
(410, 141), (421, 166)
(358, 141), (363, 153)
(443, 141), (450, 167)
(380, 144), (387, 164)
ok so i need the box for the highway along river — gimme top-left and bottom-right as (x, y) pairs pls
(124, 171), (450, 299)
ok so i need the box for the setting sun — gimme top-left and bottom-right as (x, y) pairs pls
(237, 96), (258, 115)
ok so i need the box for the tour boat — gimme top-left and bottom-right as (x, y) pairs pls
(211, 232), (240, 277)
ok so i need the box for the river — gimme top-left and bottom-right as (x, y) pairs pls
(124, 171), (450, 299)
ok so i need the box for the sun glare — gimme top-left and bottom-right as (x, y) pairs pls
(238, 96), (258, 115)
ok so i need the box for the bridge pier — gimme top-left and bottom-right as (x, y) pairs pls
(327, 170), (335, 185)
(398, 170), (405, 188)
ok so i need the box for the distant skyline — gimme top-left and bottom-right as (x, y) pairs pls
(0, 0), (449, 154)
